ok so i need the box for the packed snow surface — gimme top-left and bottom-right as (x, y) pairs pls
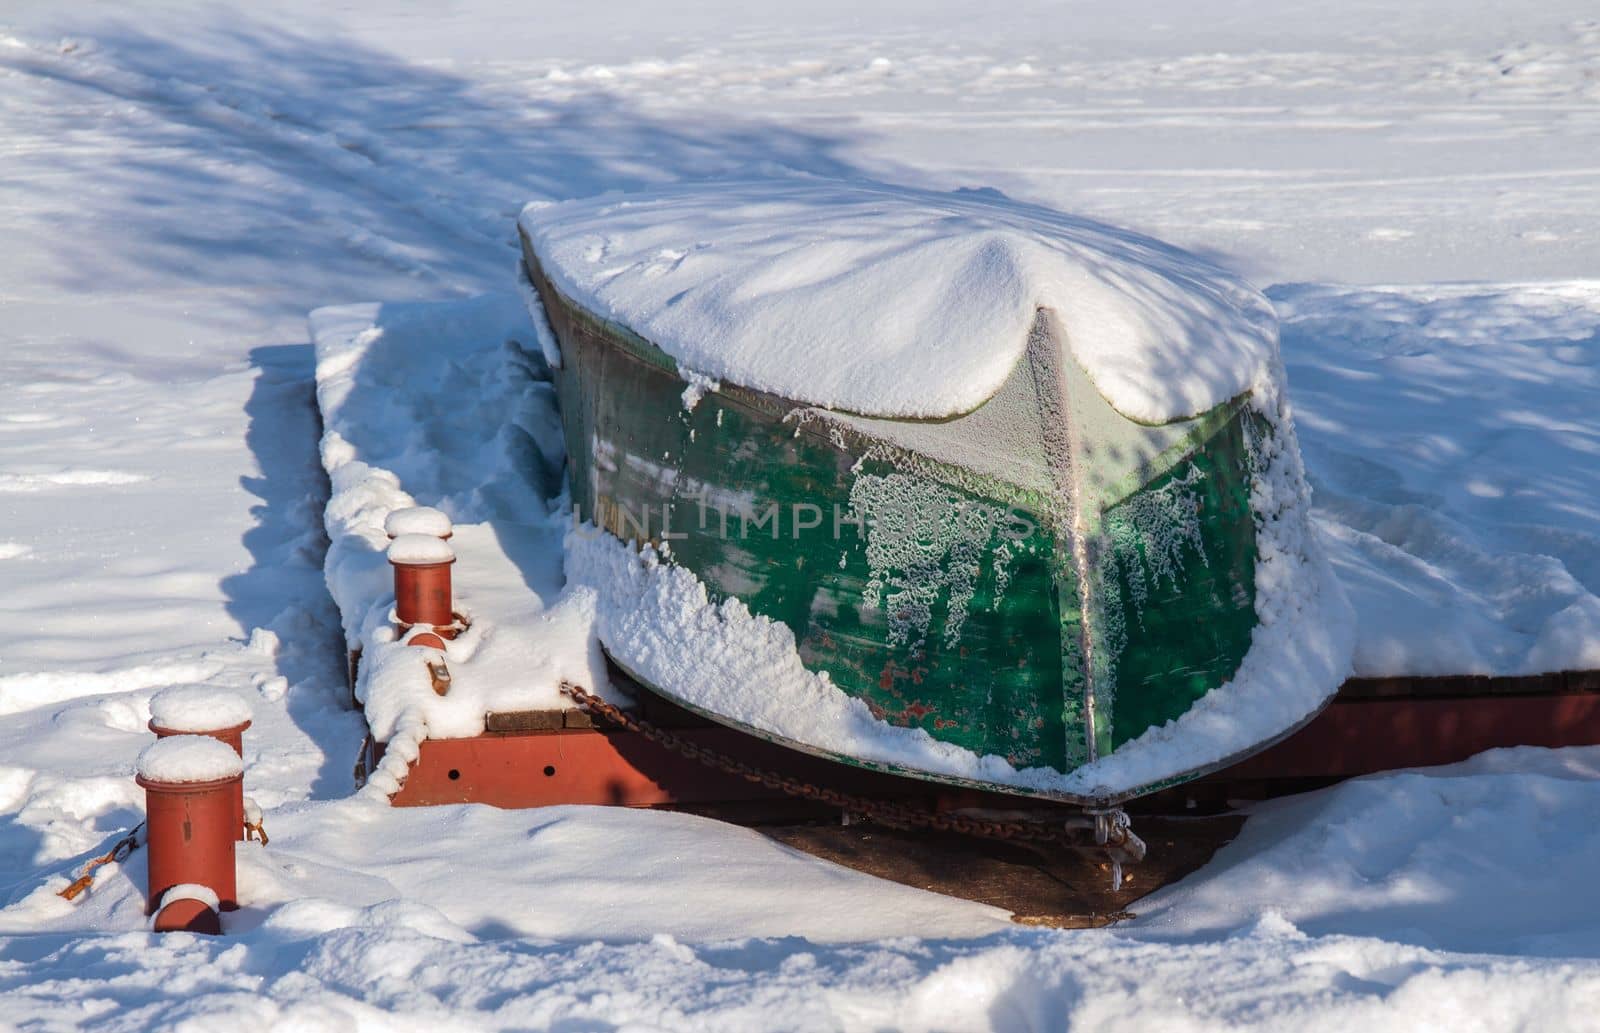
(11, 780), (1600, 1030)
(135, 735), (244, 784)
(146, 685), (253, 733)
(1279, 282), (1600, 677)
(521, 179), (1278, 423)
(1136, 746), (1600, 957)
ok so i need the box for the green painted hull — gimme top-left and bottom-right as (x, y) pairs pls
(525, 238), (1265, 798)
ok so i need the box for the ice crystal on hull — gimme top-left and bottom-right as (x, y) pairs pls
(848, 473), (1022, 652)
(1087, 460), (1212, 720)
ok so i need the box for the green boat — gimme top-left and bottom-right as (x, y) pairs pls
(516, 181), (1338, 806)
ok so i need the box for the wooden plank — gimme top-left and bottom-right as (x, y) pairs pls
(485, 711), (564, 733)
(1565, 669), (1600, 694)
(1339, 671), (1576, 700)
(759, 816), (1244, 927)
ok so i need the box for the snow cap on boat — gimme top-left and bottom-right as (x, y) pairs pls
(148, 685), (252, 733)
(137, 735), (244, 784)
(519, 179), (1278, 423)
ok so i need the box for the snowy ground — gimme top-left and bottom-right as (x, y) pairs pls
(4, 1), (1600, 1028)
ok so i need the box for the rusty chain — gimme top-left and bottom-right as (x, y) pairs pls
(560, 682), (1144, 876)
(243, 796), (270, 846)
(56, 823), (144, 901)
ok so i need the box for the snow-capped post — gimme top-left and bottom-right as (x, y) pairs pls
(147, 686), (252, 841)
(385, 505), (454, 542)
(135, 735), (244, 932)
(388, 530), (456, 650)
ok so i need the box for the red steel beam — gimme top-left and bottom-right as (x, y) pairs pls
(385, 724), (1004, 810)
(384, 689), (1600, 809)
(1218, 693), (1600, 780)
(389, 727), (774, 808)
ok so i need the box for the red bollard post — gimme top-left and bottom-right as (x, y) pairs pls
(147, 686), (252, 841)
(136, 735), (244, 932)
(389, 533), (456, 642)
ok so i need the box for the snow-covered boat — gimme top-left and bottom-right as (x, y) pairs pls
(517, 180), (1351, 806)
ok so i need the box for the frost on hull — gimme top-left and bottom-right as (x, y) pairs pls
(519, 223), (1336, 801)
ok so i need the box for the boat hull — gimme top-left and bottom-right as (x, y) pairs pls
(525, 244), (1265, 799)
